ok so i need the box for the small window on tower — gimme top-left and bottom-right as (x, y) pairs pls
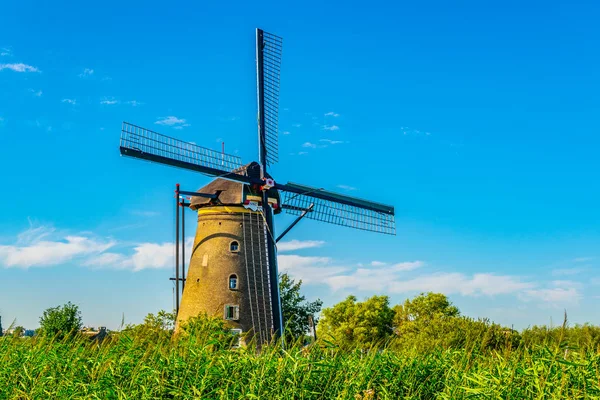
(229, 274), (238, 290)
(230, 241), (240, 252)
(224, 305), (239, 321)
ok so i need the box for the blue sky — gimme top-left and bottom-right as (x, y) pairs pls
(1, 0), (599, 330)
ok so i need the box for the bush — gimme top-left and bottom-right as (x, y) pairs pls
(38, 302), (82, 339)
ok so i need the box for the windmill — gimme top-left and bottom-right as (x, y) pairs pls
(119, 29), (396, 346)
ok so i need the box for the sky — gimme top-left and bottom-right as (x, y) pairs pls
(0, 0), (599, 331)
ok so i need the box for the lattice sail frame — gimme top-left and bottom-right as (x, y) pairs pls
(257, 29), (282, 166)
(120, 122), (243, 172)
(281, 189), (397, 235)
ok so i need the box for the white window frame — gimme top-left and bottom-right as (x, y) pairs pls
(224, 305), (239, 321)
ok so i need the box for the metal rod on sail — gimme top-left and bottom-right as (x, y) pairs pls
(175, 184), (180, 316)
(276, 203), (314, 243)
(181, 199), (186, 292)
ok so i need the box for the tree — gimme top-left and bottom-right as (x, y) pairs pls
(122, 310), (175, 342)
(39, 302), (83, 339)
(318, 295), (395, 349)
(0, 315), (3, 337)
(280, 273), (322, 342)
(12, 326), (25, 337)
(393, 292), (459, 328)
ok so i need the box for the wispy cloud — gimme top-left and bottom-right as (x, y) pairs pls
(100, 98), (119, 105)
(282, 131), (291, 135)
(320, 139), (345, 145)
(552, 268), (586, 277)
(337, 184), (357, 191)
(302, 142), (317, 149)
(325, 111), (340, 117)
(155, 116), (190, 129)
(84, 238), (194, 272)
(127, 100), (142, 107)
(573, 257), (593, 263)
(0, 225), (114, 269)
(278, 255), (348, 285)
(327, 268), (530, 295)
(130, 210), (160, 217)
(278, 240), (325, 252)
(28, 89), (42, 97)
(370, 261), (386, 267)
(0, 63), (39, 73)
(279, 253), (576, 305)
(401, 126), (431, 136)
(523, 287), (581, 304)
(78, 68), (94, 77)
(292, 123), (302, 128)
(322, 125), (340, 131)
(61, 98), (76, 105)
(0, 47), (11, 56)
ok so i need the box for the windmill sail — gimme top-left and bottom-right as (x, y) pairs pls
(279, 182), (396, 235)
(256, 29), (282, 167)
(119, 122), (250, 182)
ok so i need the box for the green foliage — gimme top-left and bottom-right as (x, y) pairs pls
(318, 295), (395, 349)
(393, 292), (459, 326)
(177, 313), (241, 349)
(3, 293), (600, 397)
(38, 301), (82, 339)
(390, 292), (515, 352)
(12, 326), (25, 337)
(279, 273), (322, 342)
(0, 328), (599, 398)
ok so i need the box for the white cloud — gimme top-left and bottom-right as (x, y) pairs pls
(78, 68), (94, 77)
(552, 268), (585, 276)
(0, 63), (39, 73)
(0, 48), (11, 56)
(0, 225), (114, 269)
(302, 142), (317, 149)
(278, 240), (325, 252)
(297, 151), (308, 155)
(318, 260), (529, 296)
(337, 184), (357, 191)
(100, 99), (119, 105)
(401, 127), (431, 136)
(84, 238), (193, 272)
(320, 139), (345, 145)
(83, 252), (127, 267)
(155, 116), (190, 129)
(322, 125), (340, 131)
(573, 257), (593, 263)
(278, 255), (348, 285)
(292, 123), (302, 128)
(28, 89), (42, 97)
(62, 98), (76, 105)
(127, 100), (142, 106)
(524, 288), (581, 304)
(325, 111), (340, 117)
(282, 131), (291, 135)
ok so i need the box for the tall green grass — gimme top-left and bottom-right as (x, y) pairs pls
(1, 324), (599, 399)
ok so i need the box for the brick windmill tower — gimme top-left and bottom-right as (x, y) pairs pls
(119, 29), (396, 345)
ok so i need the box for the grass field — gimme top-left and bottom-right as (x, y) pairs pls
(1, 325), (599, 399)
